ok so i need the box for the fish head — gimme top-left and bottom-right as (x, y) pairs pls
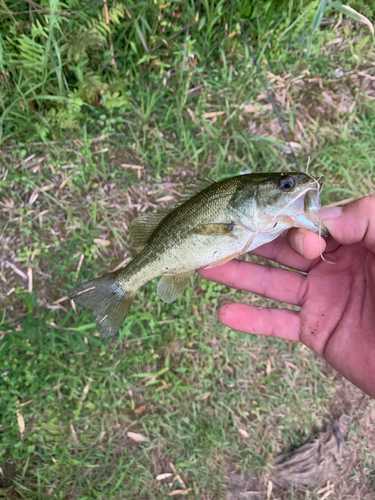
(231, 172), (327, 236)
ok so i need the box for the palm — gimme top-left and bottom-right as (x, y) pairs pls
(199, 233), (375, 397)
(300, 242), (375, 370)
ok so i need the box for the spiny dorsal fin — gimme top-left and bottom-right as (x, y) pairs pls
(175, 177), (214, 207)
(157, 271), (193, 303)
(129, 177), (214, 245)
(129, 210), (169, 246)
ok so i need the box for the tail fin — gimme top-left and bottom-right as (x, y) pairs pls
(68, 272), (136, 337)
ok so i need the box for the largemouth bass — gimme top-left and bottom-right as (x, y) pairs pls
(69, 172), (325, 337)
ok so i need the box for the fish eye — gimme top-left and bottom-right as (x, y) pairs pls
(277, 176), (295, 192)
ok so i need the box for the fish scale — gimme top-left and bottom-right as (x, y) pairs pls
(69, 172), (326, 337)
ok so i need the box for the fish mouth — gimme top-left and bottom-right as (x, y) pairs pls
(301, 176), (329, 237)
(304, 176), (325, 213)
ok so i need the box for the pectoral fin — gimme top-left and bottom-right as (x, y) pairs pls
(203, 252), (239, 269)
(194, 222), (235, 236)
(157, 272), (193, 303)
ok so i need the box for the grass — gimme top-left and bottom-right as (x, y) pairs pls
(1, 1), (375, 499)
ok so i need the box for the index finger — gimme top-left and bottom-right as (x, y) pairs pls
(198, 258), (306, 306)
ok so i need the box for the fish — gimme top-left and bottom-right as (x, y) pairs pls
(68, 172), (326, 337)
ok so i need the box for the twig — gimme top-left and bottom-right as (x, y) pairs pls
(5, 261), (27, 280)
(103, 0), (118, 70)
(103, 0), (109, 23)
(324, 197), (355, 208)
(0, 0), (16, 21)
(28, 0), (34, 23)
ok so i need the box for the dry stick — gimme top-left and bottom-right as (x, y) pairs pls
(0, 0), (16, 22)
(306, 155), (311, 175)
(103, 0), (117, 70)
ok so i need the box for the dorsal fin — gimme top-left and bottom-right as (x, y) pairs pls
(175, 177), (214, 207)
(129, 210), (169, 246)
(129, 177), (214, 245)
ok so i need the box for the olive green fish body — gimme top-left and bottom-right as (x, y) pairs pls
(117, 176), (246, 289)
(69, 172), (325, 337)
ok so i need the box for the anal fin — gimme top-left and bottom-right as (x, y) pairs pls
(157, 272), (192, 303)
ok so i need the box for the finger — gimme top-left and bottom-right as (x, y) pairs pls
(251, 231), (322, 272)
(319, 196), (375, 253)
(217, 302), (301, 341)
(199, 259), (306, 306)
(287, 228), (327, 260)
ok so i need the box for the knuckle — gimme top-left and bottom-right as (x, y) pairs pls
(229, 259), (242, 289)
(358, 195), (375, 212)
(261, 265), (272, 297)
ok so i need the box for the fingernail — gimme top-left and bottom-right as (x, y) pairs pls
(291, 232), (304, 256)
(318, 207), (343, 220)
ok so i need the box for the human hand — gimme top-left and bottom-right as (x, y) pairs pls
(198, 197), (375, 398)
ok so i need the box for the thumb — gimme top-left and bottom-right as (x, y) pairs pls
(319, 196), (375, 253)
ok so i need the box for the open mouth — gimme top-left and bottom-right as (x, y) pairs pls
(300, 177), (329, 237)
(304, 177), (325, 213)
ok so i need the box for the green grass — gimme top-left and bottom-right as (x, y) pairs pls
(1, 1), (375, 499)
(0, 294), (337, 498)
